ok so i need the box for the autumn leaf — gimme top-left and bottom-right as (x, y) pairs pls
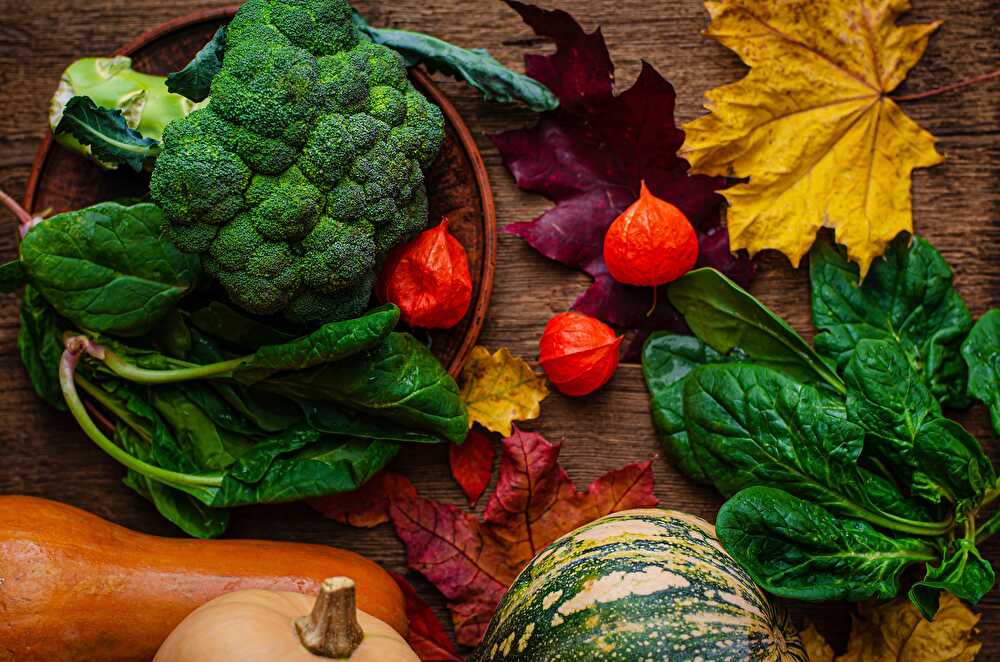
(494, 1), (754, 339)
(390, 572), (463, 662)
(309, 472), (415, 528)
(799, 622), (835, 662)
(838, 592), (982, 662)
(682, 0), (944, 276)
(459, 346), (548, 436)
(390, 426), (657, 645)
(449, 428), (496, 505)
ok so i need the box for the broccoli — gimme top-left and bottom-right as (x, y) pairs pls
(150, 0), (444, 324)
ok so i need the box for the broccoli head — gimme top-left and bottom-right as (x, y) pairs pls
(150, 0), (444, 323)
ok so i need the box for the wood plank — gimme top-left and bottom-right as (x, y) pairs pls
(0, 0), (997, 657)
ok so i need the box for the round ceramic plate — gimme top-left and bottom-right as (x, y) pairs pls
(24, 6), (496, 376)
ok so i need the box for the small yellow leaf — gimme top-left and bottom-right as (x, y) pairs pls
(682, 0), (944, 276)
(838, 593), (981, 662)
(800, 622), (834, 662)
(459, 346), (549, 436)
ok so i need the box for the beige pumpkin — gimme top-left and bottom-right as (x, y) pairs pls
(154, 577), (419, 662)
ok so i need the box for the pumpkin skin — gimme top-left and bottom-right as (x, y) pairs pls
(475, 508), (806, 662)
(0, 496), (406, 661)
(154, 587), (419, 661)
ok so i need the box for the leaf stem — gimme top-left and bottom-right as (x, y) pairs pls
(976, 509), (1000, 545)
(102, 347), (247, 383)
(0, 189), (44, 238)
(60, 337), (223, 489)
(853, 504), (953, 538)
(892, 68), (1000, 102)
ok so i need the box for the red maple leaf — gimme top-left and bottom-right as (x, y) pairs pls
(449, 428), (496, 505)
(494, 1), (754, 342)
(390, 572), (463, 662)
(309, 472), (415, 528)
(391, 427), (657, 645)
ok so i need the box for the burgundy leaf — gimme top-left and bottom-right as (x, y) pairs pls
(449, 428), (496, 505)
(495, 1), (754, 333)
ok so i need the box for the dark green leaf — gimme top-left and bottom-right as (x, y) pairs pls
(264, 332), (468, 443)
(19, 202), (200, 337)
(909, 539), (995, 620)
(301, 401), (442, 444)
(166, 26), (226, 102)
(962, 309), (1000, 435)
(188, 301), (297, 349)
(669, 268), (843, 392)
(810, 235), (972, 408)
(683, 364), (935, 529)
(225, 425), (322, 483)
(0, 260), (26, 292)
(717, 486), (937, 603)
(118, 425), (229, 538)
(152, 308), (192, 358)
(846, 339), (994, 503)
(214, 437), (399, 506)
(352, 11), (558, 112)
(53, 96), (160, 171)
(232, 304), (400, 384)
(17, 286), (67, 410)
(641, 333), (739, 482)
(150, 386), (240, 470)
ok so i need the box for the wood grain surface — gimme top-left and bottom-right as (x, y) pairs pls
(0, 0), (997, 658)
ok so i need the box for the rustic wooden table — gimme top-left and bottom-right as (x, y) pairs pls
(1, 0), (997, 657)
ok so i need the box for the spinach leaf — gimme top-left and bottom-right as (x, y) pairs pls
(641, 333), (738, 482)
(908, 539), (996, 620)
(232, 304), (400, 384)
(166, 26), (226, 102)
(810, 235), (972, 408)
(215, 437), (400, 507)
(20, 203), (200, 337)
(188, 301), (297, 349)
(845, 339), (995, 504)
(962, 310), (1000, 435)
(17, 286), (67, 409)
(150, 386), (240, 470)
(0, 260), (26, 292)
(683, 363), (937, 530)
(53, 96), (160, 171)
(301, 401), (442, 444)
(265, 332), (468, 443)
(351, 11), (558, 112)
(152, 308), (193, 358)
(117, 424), (229, 539)
(669, 268), (843, 392)
(716, 486), (937, 603)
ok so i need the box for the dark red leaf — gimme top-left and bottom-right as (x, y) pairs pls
(495, 1), (755, 333)
(310, 472), (415, 528)
(390, 572), (463, 662)
(390, 426), (657, 646)
(449, 428), (496, 505)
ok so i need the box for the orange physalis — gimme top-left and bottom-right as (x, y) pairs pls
(603, 181), (699, 286)
(538, 311), (622, 396)
(377, 218), (472, 329)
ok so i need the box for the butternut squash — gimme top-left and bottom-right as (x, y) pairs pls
(0, 496), (406, 662)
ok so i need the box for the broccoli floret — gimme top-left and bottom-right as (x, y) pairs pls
(150, 0), (444, 323)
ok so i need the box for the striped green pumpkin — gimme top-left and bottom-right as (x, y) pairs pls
(475, 509), (806, 662)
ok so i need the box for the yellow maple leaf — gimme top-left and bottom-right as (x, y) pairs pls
(799, 622), (834, 662)
(838, 593), (981, 662)
(682, 0), (944, 276)
(459, 346), (549, 436)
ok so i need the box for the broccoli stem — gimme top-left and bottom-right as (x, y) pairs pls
(60, 336), (224, 489)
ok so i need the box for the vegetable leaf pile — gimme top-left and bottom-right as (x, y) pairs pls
(682, 0), (943, 276)
(316, 426), (657, 646)
(494, 1), (753, 337)
(643, 235), (1000, 620)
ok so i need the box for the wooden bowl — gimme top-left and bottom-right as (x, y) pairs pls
(23, 6), (496, 377)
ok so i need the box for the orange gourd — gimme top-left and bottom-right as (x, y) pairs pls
(155, 577), (419, 661)
(0, 496), (406, 661)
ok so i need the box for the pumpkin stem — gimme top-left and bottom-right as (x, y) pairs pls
(295, 577), (365, 658)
